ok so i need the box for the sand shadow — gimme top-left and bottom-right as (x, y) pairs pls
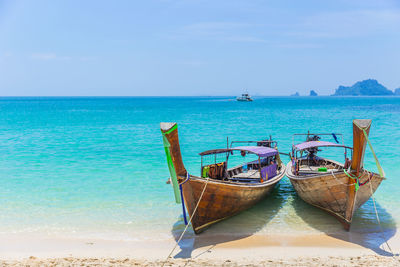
(292, 191), (397, 256)
(170, 183), (287, 258)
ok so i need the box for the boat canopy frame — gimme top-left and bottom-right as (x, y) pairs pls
(199, 146), (278, 156)
(230, 140), (277, 149)
(291, 133), (353, 161)
(199, 140), (279, 180)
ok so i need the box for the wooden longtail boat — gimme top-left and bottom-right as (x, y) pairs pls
(286, 119), (385, 230)
(161, 122), (285, 234)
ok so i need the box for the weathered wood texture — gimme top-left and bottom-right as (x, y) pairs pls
(351, 119), (371, 176)
(286, 161), (383, 230)
(160, 122), (285, 234)
(181, 171), (285, 234)
(160, 123), (187, 177)
(345, 119), (371, 229)
(286, 119), (384, 230)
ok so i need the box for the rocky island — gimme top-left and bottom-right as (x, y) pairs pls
(309, 90), (318, 96)
(332, 79), (394, 96)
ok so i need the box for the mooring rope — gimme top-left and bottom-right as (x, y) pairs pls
(161, 175), (210, 267)
(343, 169), (367, 191)
(367, 172), (399, 262)
(331, 169), (352, 186)
(353, 123), (385, 178)
(331, 168), (398, 260)
(330, 169), (368, 187)
(361, 128), (385, 178)
(352, 123), (397, 260)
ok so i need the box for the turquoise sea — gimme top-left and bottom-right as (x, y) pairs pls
(0, 97), (399, 246)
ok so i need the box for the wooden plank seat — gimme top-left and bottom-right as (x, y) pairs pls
(228, 178), (261, 183)
(232, 169), (259, 178)
(228, 170), (261, 182)
(227, 166), (243, 177)
(298, 168), (342, 175)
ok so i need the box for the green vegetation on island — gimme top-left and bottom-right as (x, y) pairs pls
(332, 79), (394, 96)
(289, 79), (399, 96)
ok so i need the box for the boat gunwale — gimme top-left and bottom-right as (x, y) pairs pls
(285, 159), (384, 181)
(180, 163), (286, 188)
(285, 158), (344, 179)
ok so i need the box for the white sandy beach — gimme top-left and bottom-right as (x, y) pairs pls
(1, 231), (399, 266)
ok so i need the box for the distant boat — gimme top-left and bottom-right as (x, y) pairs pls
(237, 93), (253, 101)
(161, 122), (285, 234)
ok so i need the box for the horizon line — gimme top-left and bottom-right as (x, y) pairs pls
(0, 95), (399, 98)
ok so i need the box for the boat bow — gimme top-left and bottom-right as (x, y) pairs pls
(160, 122), (187, 203)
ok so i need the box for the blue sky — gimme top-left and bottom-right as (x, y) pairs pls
(0, 0), (399, 96)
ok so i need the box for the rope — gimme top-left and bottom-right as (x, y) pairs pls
(331, 168), (373, 189)
(161, 175), (210, 267)
(353, 123), (397, 256)
(331, 123), (396, 259)
(361, 128), (385, 178)
(353, 123), (385, 178)
(367, 172), (399, 262)
(359, 172), (373, 186)
(344, 169), (361, 191)
(330, 170), (356, 187)
(333, 168), (398, 260)
(351, 123), (397, 260)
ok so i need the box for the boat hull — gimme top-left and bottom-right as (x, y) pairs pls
(180, 165), (285, 234)
(286, 161), (384, 229)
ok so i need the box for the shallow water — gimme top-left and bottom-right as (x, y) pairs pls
(0, 96), (398, 241)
